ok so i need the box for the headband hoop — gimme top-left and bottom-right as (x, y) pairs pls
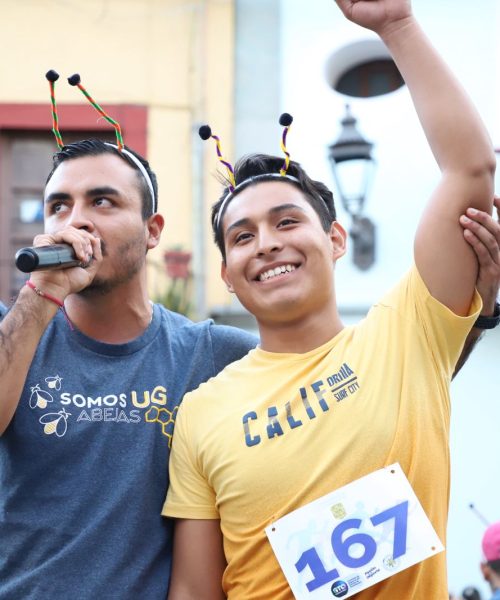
(104, 143), (157, 213)
(215, 174), (301, 228)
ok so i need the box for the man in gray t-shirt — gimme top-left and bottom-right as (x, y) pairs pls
(0, 139), (256, 599)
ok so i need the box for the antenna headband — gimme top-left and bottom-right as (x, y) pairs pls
(215, 174), (301, 228)
(46, 70), (157, 213)
(199, 113), (294, 230)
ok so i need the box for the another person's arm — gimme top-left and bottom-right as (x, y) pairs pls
(0, 228), (101, 435)
(168, 519), (226, 600)
(163, 398), (226, 599)
(453, 197), (500, 377)
(335, 0), (495, 312)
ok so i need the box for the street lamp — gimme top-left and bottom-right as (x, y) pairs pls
(328, 105), (376, 270)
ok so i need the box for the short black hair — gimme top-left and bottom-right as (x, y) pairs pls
(487, 559), (500, 575)
(211, 153), (336, 261)
(45, 139), (158, 220)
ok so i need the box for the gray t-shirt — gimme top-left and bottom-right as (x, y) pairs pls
(0, 304), (257, 599)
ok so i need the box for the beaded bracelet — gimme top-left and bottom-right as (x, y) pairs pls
(25, 280), (73, 330)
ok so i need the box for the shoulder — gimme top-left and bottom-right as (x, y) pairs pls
(155, 304), (258, 373)
(373, 266), (420, 311)
(364, 266), (481, 371)
(155, 304), (212, 340)
(373, 265), (481, 320)
(207, 323), (258, 374)
(155, 304), (256, 344)
(208, 322), (258, 348)
(181, 348), (257, 406)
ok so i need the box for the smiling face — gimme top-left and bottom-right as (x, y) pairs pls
(44, 153), (163, 296)
(221, 181), (346, 327)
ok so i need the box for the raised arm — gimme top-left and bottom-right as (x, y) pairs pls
(0, 228), (101, 435)
(335, 0), (495, 314)
(167, 519), (226, 600)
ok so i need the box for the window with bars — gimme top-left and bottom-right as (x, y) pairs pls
(0, 130), (114, 303)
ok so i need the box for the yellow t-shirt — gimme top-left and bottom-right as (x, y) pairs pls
(163, 267), (481, 599)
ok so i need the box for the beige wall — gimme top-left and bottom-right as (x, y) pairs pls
(0, 0), (235, 317)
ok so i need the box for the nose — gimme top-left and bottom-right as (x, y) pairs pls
(66, 203), (95, 233)
(256, 227), (283, 257)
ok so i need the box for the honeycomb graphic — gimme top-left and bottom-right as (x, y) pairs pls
(145, 406), (179, 447)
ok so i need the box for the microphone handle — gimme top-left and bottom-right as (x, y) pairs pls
(15, 244), (82, 273)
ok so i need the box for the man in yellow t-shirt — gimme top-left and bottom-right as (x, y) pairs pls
(165, 265), (480, 599)
(162, 0), (496, 598)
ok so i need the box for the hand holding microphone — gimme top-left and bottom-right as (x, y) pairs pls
(15, 244), (85, 273)
(16, 227), (102, 300)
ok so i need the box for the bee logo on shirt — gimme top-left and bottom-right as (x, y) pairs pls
(39, 408), (72, 438)
(29, 384), (54, 410)
(45, 375), (63, 391)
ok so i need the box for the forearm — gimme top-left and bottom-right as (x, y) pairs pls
(454, 197), (500, 377)
(0, 286), (58, 434)
(380, 17), (495, 203)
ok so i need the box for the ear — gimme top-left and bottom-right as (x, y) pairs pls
(329, 221), (347, 261)
(220, 261), (235, 293)
(480, 561), (491, 583)
(145, 214), (164, 250)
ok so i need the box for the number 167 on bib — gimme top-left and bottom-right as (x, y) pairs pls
(265, 464), (443, 599)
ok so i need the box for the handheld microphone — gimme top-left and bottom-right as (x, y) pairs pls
(15, 244), (82, 273)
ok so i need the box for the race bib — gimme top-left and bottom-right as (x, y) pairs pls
(265, 463), (443, 599)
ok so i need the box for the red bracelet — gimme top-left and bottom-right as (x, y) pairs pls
(25, 280), (73, 330)
(26, 279), (63, 307)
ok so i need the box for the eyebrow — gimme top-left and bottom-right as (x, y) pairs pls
(225, 203), (307, 236)
(45, 186), (121, 205)
(44, 192), (70, 205)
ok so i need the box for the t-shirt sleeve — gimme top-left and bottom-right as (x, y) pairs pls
(376, 265), (482, 377)
(162, 395), (219, 520)
(209, 324), (258, 376)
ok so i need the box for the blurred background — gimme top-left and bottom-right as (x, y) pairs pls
(0, 0), (498, 596)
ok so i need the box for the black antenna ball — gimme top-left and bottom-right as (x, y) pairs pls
(67, 73), (81, 86)
(45, 70), (60, 82)
(279, 113), (293, 127)
(198, 125), (212, 140)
